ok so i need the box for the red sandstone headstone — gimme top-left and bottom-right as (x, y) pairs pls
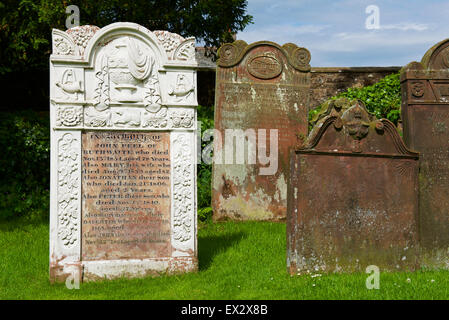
(401, 39), (449, 268)
(287, 99), (419, 273)
(212, 40), (311, 221)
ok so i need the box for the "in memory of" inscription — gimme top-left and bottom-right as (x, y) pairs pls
(81, 131), (171, 261)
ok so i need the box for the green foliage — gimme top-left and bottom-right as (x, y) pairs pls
(308, 105), (324, 127)
(0, 0), (253, 74)
(0, 111), (50, 220)
(0, 0), (56, 73)
(309, 72), (402, 127)
(198, 207), (213, 223)
(197, 104), (214, 131)
(339, 72), (401, 123)
(197, 105), (214, 221)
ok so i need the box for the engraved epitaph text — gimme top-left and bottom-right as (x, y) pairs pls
(82, 131), (171, 260)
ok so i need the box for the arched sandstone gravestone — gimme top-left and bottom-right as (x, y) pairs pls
(50, 23), (198, 282)
(287, 99), (419, 273)
(401, 39), (449, 269)
(213, 40), (311, 221)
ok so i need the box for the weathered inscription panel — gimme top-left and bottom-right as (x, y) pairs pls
(289, 154), (419, 273)
(82, 131), (171, 260)
(401, 39), (449, 268)
(213, 41), (311, 221)
(217, 82), (308, 148)
(287, 100), (419, 273)
(407, 106), (449, 258)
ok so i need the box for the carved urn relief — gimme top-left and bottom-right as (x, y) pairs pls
(108, 41), (141, 102)
(94, 36), (162, 112)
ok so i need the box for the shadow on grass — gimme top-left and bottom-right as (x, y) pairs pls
(198, 231), (247, 271)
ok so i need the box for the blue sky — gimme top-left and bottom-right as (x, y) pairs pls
(237, 0), (449, 67)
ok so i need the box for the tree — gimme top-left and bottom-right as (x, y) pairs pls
(0, 0), (253, 74)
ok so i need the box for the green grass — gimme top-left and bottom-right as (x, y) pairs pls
(0, 219), (448, 299)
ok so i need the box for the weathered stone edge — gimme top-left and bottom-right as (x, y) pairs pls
(216, 40), (311, 72)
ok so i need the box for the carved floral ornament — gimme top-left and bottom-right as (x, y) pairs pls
(170, 109), (194, 128)
(153, 31), (196, 61)
(53, 36), (74, 55)
(57, 133), (80, 247)
(66, 25), (100, 54)
(52, 26), (99, 56)
(82, 106), (195, 129)
(56, 105), (83, 127)
(172, 133), (194, 242)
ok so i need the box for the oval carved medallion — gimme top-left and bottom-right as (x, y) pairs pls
(246, 54), (282, 79)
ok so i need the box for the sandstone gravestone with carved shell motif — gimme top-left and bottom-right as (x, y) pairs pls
(401, 39), (449, 269)
(50, 23), (198, 282)
(213, 40), (311, 221)
(287, 99), (420, 273)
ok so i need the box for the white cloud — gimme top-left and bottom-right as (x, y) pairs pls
(238, 24), (329, 44)
(310, 29), (440, 54)
(294, 25), (330, 34)
(380, 23), (429, 31)
(239, 0), (449, 66)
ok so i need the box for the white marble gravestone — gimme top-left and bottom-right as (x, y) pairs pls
(49, 23), (198, 282)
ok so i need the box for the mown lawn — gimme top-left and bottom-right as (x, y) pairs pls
(0, 219), (448, 299)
